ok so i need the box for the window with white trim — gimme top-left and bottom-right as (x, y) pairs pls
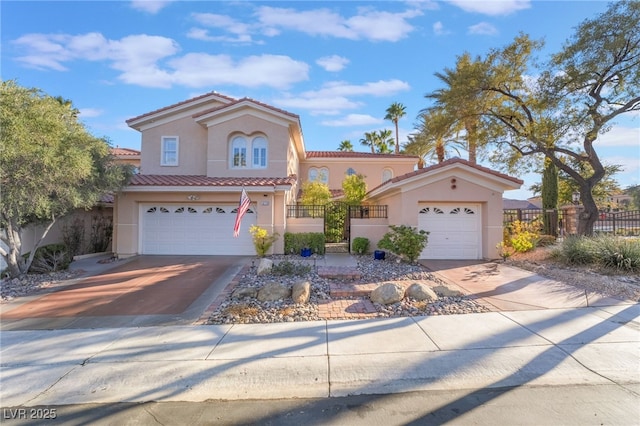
(252, 136), (267, 168)
(230, 135), (268, 169)
(382, 168), (393, 182)
(308, 167), (329, 184)
(161, 136), (179, 166)
(231, 136), (247, 168)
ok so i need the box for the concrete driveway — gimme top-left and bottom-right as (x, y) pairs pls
(0, 255), (248, 330)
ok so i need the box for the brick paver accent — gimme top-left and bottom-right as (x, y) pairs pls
(317, 298), (379, 319)
(317, 266), (361, 280)
(195, 264), (251, 324)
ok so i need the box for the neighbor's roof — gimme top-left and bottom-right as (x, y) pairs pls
(127, 175), (297, 187)
(306, 151), (418, 159)
(110, 147), (140, 157)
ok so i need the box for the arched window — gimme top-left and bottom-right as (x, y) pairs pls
(346, 167), (356, 176)
(309, 167), (329, 184)
(230, 136), (247, 168)
(252, 136), (267, 168)
(382, 168), (393, 182)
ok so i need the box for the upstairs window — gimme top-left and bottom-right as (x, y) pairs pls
(382, 168), (393, 182)
(308, 167), (329, 184)
(231, 136), (247, 168)
(252, 137), (267, 168)
(230, 135), (268, 169)
(161, 136), (178, 166)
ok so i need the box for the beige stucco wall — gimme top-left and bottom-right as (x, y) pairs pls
(206, 115), (291, 178)
(299, 158), (416, 194)
(350, 218), (390, 253)
(140, 116), (208, 175)
(114, 189), (289, 257)
(369, 174), (506, 259)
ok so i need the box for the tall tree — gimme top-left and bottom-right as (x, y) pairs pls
(541, 158), (559, 235)
(384, 102), (406, 154)
(359, 131), (377, 153)
(342, 174), (367, 205)
(337, 140), (354, 152)
(425, 53), (489, 164)
(0, 80), (132, 277)
(407, 108), (464, 164)
(373, 129), (394, 153)
(300, 181), (332, 205)
(473, 0), (639, 235)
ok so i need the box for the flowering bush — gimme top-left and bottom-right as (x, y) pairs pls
(249, 226), (279, 257)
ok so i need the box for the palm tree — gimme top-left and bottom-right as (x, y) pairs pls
(337, 140), (354, 151)
(405, 109), (464, 164)
(425, 53), (487, 164)
(384, 102), (406, 154)
(373, 129), (394, 153)
(359, 132), (377, 153)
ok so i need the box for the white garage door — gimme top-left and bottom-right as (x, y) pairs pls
(140, 204), (256, 255)
(418, 204), (481, 259)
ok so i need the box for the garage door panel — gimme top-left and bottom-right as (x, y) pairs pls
(141, 204), (255, 255)
(418, 204), (480, 260)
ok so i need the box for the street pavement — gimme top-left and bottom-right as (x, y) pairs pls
(0, 254), (638, 425)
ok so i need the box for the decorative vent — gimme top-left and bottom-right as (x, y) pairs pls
(188, 207), (197, 213)
(175, 207), (185, 213)
(419, 207), (429, 214)
(159, 207), (169, 213)
(464, 208), (475, 214)
(146, 207), (157, 213)
(433, 207), (444, 214)
(203, 207), (213, 214)
(216, 208), (226, 213)
(451, 208), (460, 214)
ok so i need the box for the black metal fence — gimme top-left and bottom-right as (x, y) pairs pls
(287, 204), (388, 219)
(504, 208), (640, 237)
(594, 210), (640, 236)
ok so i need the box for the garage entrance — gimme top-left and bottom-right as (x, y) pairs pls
(141, 204), (256, 255)
(418, 203), (481, 259)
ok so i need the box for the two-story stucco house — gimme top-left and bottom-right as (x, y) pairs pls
(114, 92), (522, 260)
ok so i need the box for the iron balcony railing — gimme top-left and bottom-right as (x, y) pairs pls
(287, 204), (388, 219)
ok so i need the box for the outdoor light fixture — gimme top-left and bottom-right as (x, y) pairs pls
(572, 191), (580, 205)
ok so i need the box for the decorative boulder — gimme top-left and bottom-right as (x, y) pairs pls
(231, 287), (258, 300)
(257, 282), (291, 302)
(370, 282), (405, 305)
(406, 283), (438, 302)
(257, 258), (274, 276)
(292, 280), (311, 304)
(432, 285), (463, 297)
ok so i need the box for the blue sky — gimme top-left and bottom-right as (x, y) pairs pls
(3, 0), (638, 199)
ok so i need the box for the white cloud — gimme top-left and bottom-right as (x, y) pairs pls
(274, 96), (362, 116)
(433, 21), (451, 36)
(468, 22), (498, 35)
(597, 126), (640, 147)
(188, 13), (255, 43)
(316, 55), (349, 72)
(321, 114), (382, 127)
(256, 6), (422, 42)
(445, 0), (531, 16)
(78, 108), (103, 118)
(310, 79), (411, 98)
(11, 32), (307, 89)
(130, 0), (174, 14)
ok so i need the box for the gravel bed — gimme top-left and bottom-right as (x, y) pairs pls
(1, 270), (81, 302)
(207, 254), (490, 324)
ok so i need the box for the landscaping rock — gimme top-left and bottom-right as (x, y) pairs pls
(406, 282), (438, 302)
(257, 281), (291, 302)
(370, 282), (405, 305)
(257, 258), (273, 276)
(231, 287), (257, 300)
(292, 280), (311, 304)
(432, 285), (463, 297)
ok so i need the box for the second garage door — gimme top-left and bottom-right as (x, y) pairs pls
(418, 203), (481, 259)
(141, 204), (256, 255)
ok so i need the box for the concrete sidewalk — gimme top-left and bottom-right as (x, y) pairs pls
(1, 304), (638, 406)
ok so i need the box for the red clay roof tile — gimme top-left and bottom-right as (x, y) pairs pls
(192, 97), (299, 120)
(126, 91), (236, 125)
(128, 175), (296, 187)
(306, 151), (418, 159)
(110, 147), (140, 156)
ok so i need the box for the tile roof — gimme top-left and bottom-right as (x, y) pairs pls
(128, 175), (297, 187)
(306, 151), (418, 159)
(192, 97), (300, 120)
(110, 147), (140, 156)
(126, 91), (236, 124)
(368, 157), (523, 194)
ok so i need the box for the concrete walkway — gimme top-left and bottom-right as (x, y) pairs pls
(1, 254), (638, 408)
(1, 304), (638, 406)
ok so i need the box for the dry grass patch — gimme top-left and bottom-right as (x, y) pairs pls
(277, 306), (295, 317)
(223, 303), (260, 318)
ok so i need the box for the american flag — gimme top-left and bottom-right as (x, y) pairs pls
(233, 187), (251, 237)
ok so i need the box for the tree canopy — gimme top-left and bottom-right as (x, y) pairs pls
(300, 180), (332, 205)
(0, 80), (132, 277)
(384, 102), (406, 154)
(342, 174), (367, 205)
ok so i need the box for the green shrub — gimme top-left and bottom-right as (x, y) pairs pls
(352, 237), (369, 254)
(271, 260), (312, 276)
(27, 243), (71, 273)
(284, 232), (325, 255)
(594, 236), (640, 272)
(249, 226), (279, 257)
(554, 235), (597, 265)
(377, 225), (428, 263)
